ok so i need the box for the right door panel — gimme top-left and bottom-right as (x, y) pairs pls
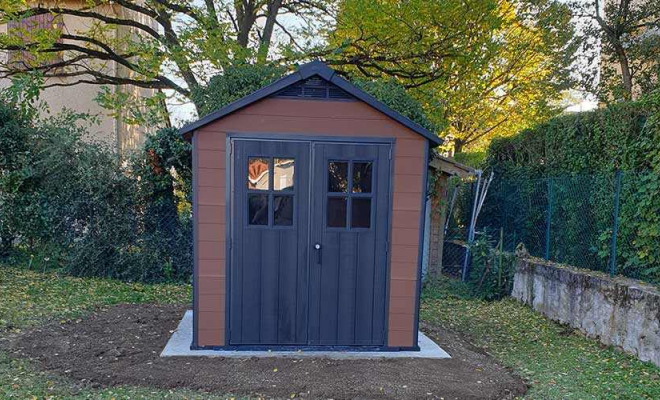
(308, 142), (392, 346)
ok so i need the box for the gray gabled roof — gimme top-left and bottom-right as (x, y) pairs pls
(179, 60), (442, 146)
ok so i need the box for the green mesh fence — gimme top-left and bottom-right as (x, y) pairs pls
(444, 171), (660, 285)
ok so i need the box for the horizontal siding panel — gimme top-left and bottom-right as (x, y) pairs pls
(198, 276), (225, 295)
(198, 260), (224, 276)
(390, 262), (417, 280)
(198, 223), (226, 242)
(198, 168), (225, 188)
(198, 186), (225, 205)
(198, 329), (224, 346)
(213, 114), (420, 140)
(196, 131), (226, 150)
(388, 330), (414, 347)
(392, 210), (421, 229)
(393, 174), (423, 194)
(198, 241), (225, 260)
(198, 150), (226, 169)
(395, 139), (425, 157)
(237, 98), (389, 120)
(390, 278), (417, 297)
(394, 157), (424, 176)
(389, 296), (416, 315)
(393, 192), (422, 211)
(388, 313), (415, 331)
(392, 228), (420, 247)
(198, 312), (224, 331)
(198, 205), (225, 224)
(198, 294), (225, 312)
(390, 245), (418, 263)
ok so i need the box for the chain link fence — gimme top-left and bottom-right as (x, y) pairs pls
(443, 170), (660, 285)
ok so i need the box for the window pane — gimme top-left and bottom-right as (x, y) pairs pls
(328, 161), (348, 193)
(248, 157), (269, 190)
(274, 195), (293, 226)
(274, 158), (295, 191)
(327, 197), (347, 228)
(248, 194), (268, 225)
(351, 198), (371, 228)
(352, 162), (373, 193)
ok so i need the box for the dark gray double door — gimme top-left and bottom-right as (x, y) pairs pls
(230, 139), (391, 346)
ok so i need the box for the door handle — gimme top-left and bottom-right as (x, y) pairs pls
(314, 243), (322, 264)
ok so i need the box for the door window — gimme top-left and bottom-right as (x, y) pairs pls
(326, 160), (374, 229)
(247, 156), (295, 227)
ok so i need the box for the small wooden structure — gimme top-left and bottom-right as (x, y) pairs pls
(181, 61), (442, 350)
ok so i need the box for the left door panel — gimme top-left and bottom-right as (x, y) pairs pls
(229, 140), (310, 345)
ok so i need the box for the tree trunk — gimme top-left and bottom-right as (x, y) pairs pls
(453, 139), (464, 154)
(236, 0), (257, 48)
(257, 0), (283, 62)
(614, 43), (634, 99)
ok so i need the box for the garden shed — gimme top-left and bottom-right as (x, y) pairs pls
(181, 61), (442, 351)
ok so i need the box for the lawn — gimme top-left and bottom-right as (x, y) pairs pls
(1, 265), (659, 399)
(421, 278), (660, 399)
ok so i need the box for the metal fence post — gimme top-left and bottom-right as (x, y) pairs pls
(609, 170), (622, 276)
(545, 178), (552, 260)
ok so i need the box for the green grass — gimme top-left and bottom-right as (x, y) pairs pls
(2, 266), (660, 399)
(0, 266), (191, 333)
(421, 278), (660, 399)
(0, 265), (211, 399)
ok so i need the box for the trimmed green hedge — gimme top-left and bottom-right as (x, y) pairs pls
(481, 92), (660, 283)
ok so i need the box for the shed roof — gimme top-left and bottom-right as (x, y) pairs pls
(180, 61), (443, 147)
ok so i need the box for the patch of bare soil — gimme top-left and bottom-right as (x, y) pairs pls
(3, 304), (526, 399)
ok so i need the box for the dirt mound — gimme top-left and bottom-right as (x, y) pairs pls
(4, 304), (526, 399)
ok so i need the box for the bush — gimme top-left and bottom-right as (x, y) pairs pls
(0, 99), (193, 283)
(353, 78), (439, 133)
(191, 63), (439, 135)
(466, 231), (517, 300)
(191, 63), (286, 117)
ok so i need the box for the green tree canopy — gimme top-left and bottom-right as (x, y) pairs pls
(569, 0), (660, 102)
(323, 0), (577, 152)
(0, 0), (333, 117)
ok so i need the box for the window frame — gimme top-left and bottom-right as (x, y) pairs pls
(325, 159), (375, 232)
(246, 156), (296, 230)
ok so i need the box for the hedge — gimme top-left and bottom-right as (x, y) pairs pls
(480, 92), (660, 283)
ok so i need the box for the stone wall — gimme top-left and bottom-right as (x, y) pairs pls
(512, 257), (660, 367)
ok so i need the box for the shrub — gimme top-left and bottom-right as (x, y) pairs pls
(353, 78), (439, 133)
(0, 98), (193, 283)
(466, 231), (517, 300)
(191, 63), (439, 135)
(191, 63), (286, 117)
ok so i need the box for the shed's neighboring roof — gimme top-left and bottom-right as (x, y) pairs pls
(429, 155), (475, 178)
(180, 60), (443, 147)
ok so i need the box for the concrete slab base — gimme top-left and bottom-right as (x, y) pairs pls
(161, 310), (451, 360)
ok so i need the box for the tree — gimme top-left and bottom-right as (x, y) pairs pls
(0, 0), (333, 116)
(321, 0), (577, 152)
(571, 0), (660, 101)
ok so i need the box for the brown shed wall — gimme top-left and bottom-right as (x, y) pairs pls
(194, 97), (426, 348)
